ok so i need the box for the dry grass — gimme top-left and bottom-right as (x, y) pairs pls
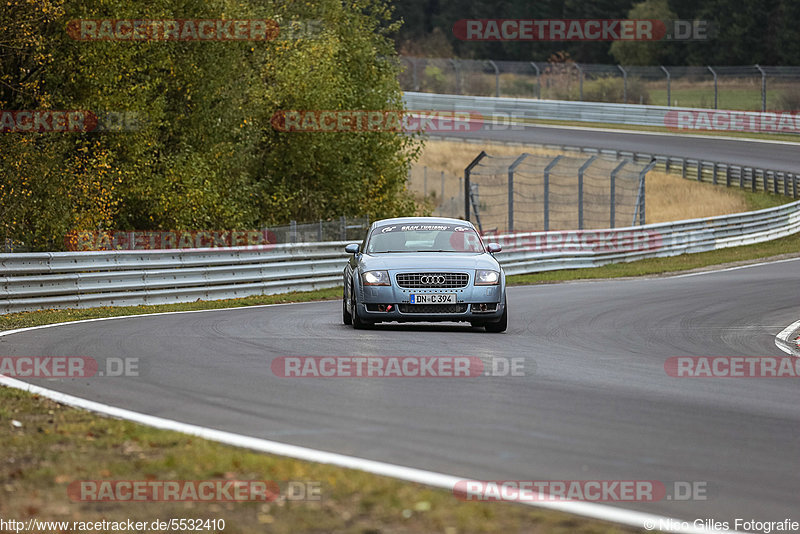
(414, 139), (751, 225)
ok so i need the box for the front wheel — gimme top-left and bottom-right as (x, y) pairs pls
(342, 286), (352, 325)
(484, 302), (507, 333)
(351, 287), (372, 330)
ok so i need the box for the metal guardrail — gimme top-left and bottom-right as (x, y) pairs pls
(2, 200), (799, 313)
(404, 91), (674, 127)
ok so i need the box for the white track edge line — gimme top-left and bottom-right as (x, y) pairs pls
(0, 321), (740, 533)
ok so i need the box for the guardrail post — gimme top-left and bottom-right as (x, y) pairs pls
(661, 66), (671, 106)
(578, 155), (598, 230)
(707, 66), (718, 109)
(755, 64), (766, 112)
(696, 161), (702, 181)
(290, 220), (298, 243)
(610, 159), (629, 229)
(712, 163), (718, 185)
(792, 173), (797, 199)
(340, 216), (346, 240)
(508, 154), (529, 233)
(781, 172), (788, 196)
(464, 151), (487, 221)
(543, 155), (563, 231)
(681, 158), (687, 178)
(664, 156), (670, 173)
(317, 220), (323, 241)
(738, 166), (744, 189)
(762, 169), (768, 192)
(749, 168), (756, 192)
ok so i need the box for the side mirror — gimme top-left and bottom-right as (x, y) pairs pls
(486, 243), (502, 253)
(345, 243), (360, 254)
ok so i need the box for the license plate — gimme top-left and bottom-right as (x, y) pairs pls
(410, 293), (456, 304)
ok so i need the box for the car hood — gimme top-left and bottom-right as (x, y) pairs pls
(358, 252), (501, 272)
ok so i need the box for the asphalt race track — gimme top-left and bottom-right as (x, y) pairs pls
(431, 124), (800, 172)
(3, 259), (799, 525)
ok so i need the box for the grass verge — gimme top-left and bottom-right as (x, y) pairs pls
(0, 386), (638, 534)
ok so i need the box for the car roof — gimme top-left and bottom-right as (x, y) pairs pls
(371, 217), (474, 229)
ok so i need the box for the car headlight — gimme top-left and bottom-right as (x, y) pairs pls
(475, 269), (500, 285)
(362, 270), (391, 286)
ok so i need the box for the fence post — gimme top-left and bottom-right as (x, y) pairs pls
(661, 66), (671, 106)
(633, 161), (656, 226)
(317, 220), (323, 241)
(412, 57), (419, 91)
(290, 220), (298, 243)
(464, 151), (487, 221)
(755, 64), (766, 112)
(508, 153), (529, 234)
(488, 60), (500, 97)
(469, 184), (483, 233)
(423, 166), (427, 196)
(440, 171), (445, 204)
(530, 62), (541, 98)
(543, 155), (563, 231)
(577, 155), (598, 230)
(575, 63), (584, 101)
(610, 160), (629, 229)
(708, 66), (718, 109)
(617, 65), (627, 103)
(449, 59), (461, 95)
(340, 216), (346, 240)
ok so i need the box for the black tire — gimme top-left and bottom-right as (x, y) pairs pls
(351, 287), (372, 330)
(342, 285), (352, 325)
(484, 302), (507, 333)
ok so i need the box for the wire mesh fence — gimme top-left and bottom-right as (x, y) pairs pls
(399, 57), (800, 111)
(407, 152), (654, 235)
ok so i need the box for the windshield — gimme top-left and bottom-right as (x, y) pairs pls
(366, 223), (484, 253)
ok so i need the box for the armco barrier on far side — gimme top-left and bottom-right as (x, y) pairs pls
(1, 200), (799, 313)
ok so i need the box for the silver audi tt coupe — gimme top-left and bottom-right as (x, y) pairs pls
(342, 217), (507, 332)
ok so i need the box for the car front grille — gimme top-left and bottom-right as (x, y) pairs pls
(396, 272), (469, 288)
(398, 303), (468, 314)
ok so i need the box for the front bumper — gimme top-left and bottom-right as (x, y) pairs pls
(358, 282), (504, 323)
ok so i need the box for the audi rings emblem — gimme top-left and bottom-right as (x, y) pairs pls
(420, 275), (446, 285)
